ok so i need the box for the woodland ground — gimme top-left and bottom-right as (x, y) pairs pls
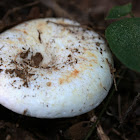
(0, 0), (139, 140)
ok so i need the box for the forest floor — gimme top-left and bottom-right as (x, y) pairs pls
(0, 0), (139, 140)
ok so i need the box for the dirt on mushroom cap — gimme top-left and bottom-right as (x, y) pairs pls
(0, 18), (113, 118)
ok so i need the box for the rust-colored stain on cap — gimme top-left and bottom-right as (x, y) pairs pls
(59, 69), (79, 85)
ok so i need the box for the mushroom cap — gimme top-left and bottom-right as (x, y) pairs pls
(0, 18), (113, 118)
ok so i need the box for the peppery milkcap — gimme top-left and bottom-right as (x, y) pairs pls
(0, 18), (113, 118)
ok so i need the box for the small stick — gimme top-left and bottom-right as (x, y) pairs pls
(112, 128), (128, 140)
(46, 20), (94, 31)
(0, 45), (4, 51)
(106, 58), (117, 91)
(97, 124), (110, 140)
(120, 92), (140, 125)
(40, 0), (73, 19)
(118, 94), (122, 122)
(90, 116), (110, 140)
(0, 21), (21, 32)
(2, 1), (40, 22)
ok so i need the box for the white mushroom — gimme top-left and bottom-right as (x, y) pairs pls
(0, 18), (113, 118)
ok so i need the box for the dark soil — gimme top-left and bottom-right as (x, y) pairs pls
(0, 0), (140, 140)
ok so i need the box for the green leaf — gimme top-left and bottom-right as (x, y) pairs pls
(106, 3), (132, 19)
(105, 18), (140, 72)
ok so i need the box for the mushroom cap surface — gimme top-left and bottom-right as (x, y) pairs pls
(0, 18), (113, 118)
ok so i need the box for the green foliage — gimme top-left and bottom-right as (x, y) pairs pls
(105, 18), (140, 72)
(106, 3), (132, 19)
(105, 3), (140, 72)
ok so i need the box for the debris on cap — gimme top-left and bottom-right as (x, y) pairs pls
(0, 18), (113, 118)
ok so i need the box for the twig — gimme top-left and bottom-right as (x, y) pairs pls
(40, 0), (73, 19)
(0, 1), (40, 32)
(0, 45), (4, 51)
(84, 69), (126, 140)
(112, 128), (128, 140)
(2, 0), (40, 22)
(97, 124), (110, 140)
(120, 92), (140, 125)
(90, 116), (110, 140)
(46, 20), (95, 31)
(113, 75), (118, 91)
(118, 94), (122, 122)
(0, 21), (22, 32)
(91, 25), (106, 31)
(106, 58), (117, 91)
(46, 20), (80, 27)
